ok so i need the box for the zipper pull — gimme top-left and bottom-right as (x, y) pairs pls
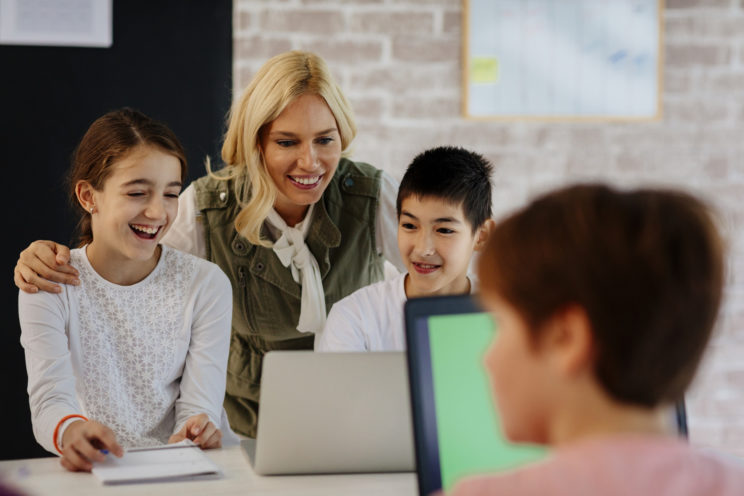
(238, 266), (246, 288)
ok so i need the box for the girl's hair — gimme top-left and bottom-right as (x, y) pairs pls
(68, 108), (187, 247)
(218, 50), (357, 247)
(478, 184), (724, 408)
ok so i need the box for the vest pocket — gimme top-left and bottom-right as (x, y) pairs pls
(226, 332), (263, 392)
(236, 263), (305, 342)
(235, 264), (263, 336)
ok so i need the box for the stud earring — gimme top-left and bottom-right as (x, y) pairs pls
(89, 206), (95, 214)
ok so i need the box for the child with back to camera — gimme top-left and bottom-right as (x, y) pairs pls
(316, 146), (493, 351)
(449, 184), (744, 495)
(18, 108), (236, 472)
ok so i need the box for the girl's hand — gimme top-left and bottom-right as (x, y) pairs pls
(60, 420), (123, 472)
(14, 240), (80, 294)
(168, 414), (222, 449)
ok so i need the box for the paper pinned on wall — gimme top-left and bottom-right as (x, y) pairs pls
(0, 0), (112, 48)
(470, 57), (499, 84)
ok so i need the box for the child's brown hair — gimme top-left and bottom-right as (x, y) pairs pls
(478, 184), (724, 407)
(68, 108), (187, 247)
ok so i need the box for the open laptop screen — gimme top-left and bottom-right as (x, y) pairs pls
(405, 295), (546, 496)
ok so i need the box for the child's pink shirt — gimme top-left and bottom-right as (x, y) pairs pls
(449, 435), (744, 496)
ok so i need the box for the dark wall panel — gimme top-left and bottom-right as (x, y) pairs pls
(0, 1), (232, 460)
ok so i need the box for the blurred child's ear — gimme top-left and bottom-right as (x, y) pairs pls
(473, 218), (495, 251)
(541, 305), (594, 378)
(75, 180), (96, 212)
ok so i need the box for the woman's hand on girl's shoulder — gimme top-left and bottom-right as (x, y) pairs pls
(169, 413), (222, 450)
(14, 240), (80, 294)
(60, 420), (123, 472)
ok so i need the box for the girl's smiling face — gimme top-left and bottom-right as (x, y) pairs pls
(80, 144), (182, 283)
(260, 93), (342, 226)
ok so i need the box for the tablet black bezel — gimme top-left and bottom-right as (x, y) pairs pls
(404, 294), (484, 496)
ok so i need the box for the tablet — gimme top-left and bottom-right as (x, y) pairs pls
(405, 294), (546, 496)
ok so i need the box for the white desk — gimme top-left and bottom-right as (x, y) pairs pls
(0, 445), (418, 496)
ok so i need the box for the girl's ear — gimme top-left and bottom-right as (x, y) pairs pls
(75, 180), (96, 213)
(473, 218), (495, 251)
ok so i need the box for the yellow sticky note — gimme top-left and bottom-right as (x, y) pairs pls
(470, 57), (499, 84)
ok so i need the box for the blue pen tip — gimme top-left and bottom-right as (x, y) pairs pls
(101, 449), (109, 455)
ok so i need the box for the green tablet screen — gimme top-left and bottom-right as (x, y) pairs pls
(427, 312), (546, 491)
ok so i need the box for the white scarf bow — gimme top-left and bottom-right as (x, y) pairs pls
(268, 208), (326, 334)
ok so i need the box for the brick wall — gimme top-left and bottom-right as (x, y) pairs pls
(234, 0), (744, 457)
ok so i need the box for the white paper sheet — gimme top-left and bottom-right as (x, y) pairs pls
(92, 440), (222, 485)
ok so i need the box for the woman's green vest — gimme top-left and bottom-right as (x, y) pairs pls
(192, 158), (385, 436)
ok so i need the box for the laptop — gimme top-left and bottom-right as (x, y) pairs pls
(404, 294), (690, 496)
(244, 351), (415, 475)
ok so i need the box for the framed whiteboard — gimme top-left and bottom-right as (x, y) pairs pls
(463, 0), (663, 121)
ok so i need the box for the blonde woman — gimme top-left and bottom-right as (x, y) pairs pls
(14, 51), (404, 437)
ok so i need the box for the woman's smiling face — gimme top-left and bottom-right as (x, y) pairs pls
(260, 93), (342, 226)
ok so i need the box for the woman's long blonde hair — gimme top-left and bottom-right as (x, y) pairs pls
(216, 51), (357, 247)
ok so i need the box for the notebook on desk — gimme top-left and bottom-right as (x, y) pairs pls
(243, 351), (415, 475)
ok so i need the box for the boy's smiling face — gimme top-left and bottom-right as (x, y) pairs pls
(398, 195), (488, 298)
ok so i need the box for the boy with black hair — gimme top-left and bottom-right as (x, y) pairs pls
(316, 146), (494, 351)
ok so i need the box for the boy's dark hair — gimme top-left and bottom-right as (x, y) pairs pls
(478, 184), (724, 408)
(396, 146), (493, 230)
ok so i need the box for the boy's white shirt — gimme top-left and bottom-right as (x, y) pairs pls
(315, 273), (477, 352)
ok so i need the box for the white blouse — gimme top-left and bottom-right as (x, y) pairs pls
(19, 245), (234, 453)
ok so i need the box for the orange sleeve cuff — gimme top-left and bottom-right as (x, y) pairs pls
(53, 414), (88, 455)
